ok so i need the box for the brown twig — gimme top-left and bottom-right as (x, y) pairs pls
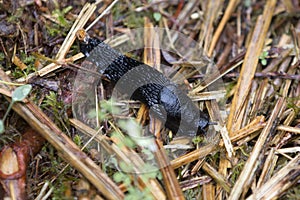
(154, 140), (185, 200)
(227, 0), (277, 135)
(246, 154), (300, 200)
(228, 97), (286, 200)
(171, 143), (216, 169)
(208, 0), (240, 57)
(0, 69), (124, 200)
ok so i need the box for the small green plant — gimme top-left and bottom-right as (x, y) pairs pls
(42, 91), (63, 114)
(42, 91), (68, 130)
(230, 161), (245, 184)
(184, 186), (201, 200)
(45, 6), (72, 37)
(89, 99), (162, 199)
(40, 144), (78, 199)
(0, 120), (4, 134)
(113, 119), (162, 199)
(243, 0), (252, 8)
(0, 52), (5, 61)
(44, 91), (60, 104)
(192, 135), (203, 144)
(259, 50), (269, 66)
(52, 6), (72, 27)
(0, 84), (32, 133)
(72, 134), (83, 147)
(7, 8), (24, 23)
(88, 99), (121, 121)
(12, 52), (37, 78)
(113, 169), (154, 200)
(153, 12), (162, 22)
(283, 185), (300, 200)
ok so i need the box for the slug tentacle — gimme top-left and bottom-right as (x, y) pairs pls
(77, 31), (209, 136)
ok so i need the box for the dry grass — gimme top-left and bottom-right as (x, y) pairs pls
(0, 0), (299, 199)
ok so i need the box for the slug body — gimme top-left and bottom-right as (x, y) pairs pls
(79, 35), (209, 136)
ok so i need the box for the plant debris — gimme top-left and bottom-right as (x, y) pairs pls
(0, 0), (299, 199)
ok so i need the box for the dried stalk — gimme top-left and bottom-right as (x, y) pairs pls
(202, 162), (231, 193)
(143, 17), (184, 200)
(228, 97), (286, 200)
(198, 0), (223, 52)
(171, 143), (216, 169)
(227, 0), (277, 135)
(37, 3), (96, 77)
(69, 118), (167, 200)
(202, 183), (215, 200)
(208, 0), (240, 57)
(154, 140), (185, 200)
(0, 69), (124, 200)
(246, 154), (300, 200)
(256, 147), (276, 188)
(180, 176), (211, 191)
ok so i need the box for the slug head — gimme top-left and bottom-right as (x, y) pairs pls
(76, 29), (103, 57)
(196, 113), (210, 135)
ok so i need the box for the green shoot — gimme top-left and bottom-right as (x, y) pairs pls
(259, 51), (269, 66)
(153, 12), (162, 22)
(0, 84), (32, 134)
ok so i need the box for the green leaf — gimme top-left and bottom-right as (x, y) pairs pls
(261, 59), (267, 66)
(73, 134), (82, 146)
(123, 136), (136, 148)
(192, 136), (203, 144)
(244, 0), (251, 8)
(153, 12), (162, 22)
(62, 6), (72, 14)
(142, 148), (154, 160)
(141, 163), (159, 179)
(118, 119), (142, 138)
(0, 120), (4, 134)
(119, 161), (134, 173)
(101, 99), (121, 114)
(263, 51), (269, 57)
(259, 51), (268, 59)
(11, 84), (32, 102)
(125, 188), (143, 200)
(113, 172), (126, 183)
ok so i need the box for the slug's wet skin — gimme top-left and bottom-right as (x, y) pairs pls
(77, 31), (209, 137)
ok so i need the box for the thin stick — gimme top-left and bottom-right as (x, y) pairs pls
(208, 0), (239, 57)
(37, 3), (96, 77)
(171, 143), (216, 169)
(0, 69), (124, 200)
(246, 154), (300, 200)
(227, 0), (277, 135)
(228, 97), (285, 200)
(86, 0), (119, 31)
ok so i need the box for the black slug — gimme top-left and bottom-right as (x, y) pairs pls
(77, 30), (209, 136)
